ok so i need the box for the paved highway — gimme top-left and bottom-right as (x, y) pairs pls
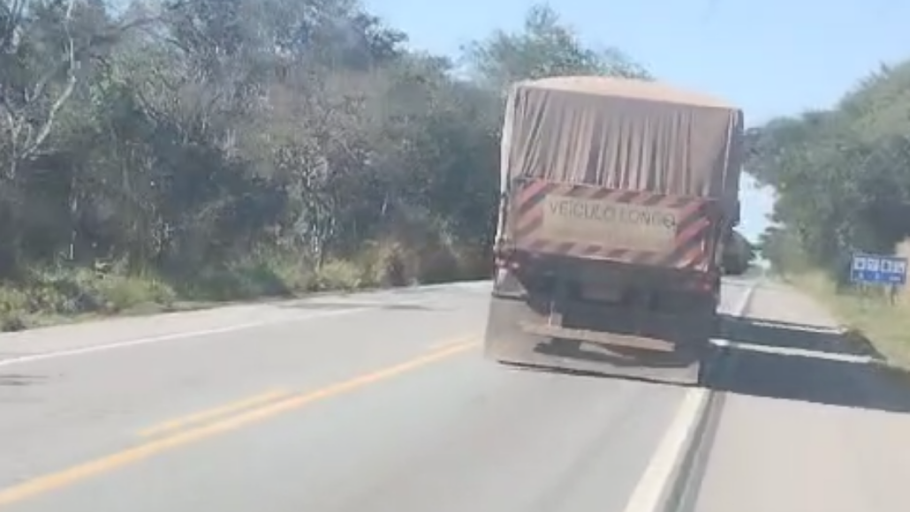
(0, 279), (907, 511)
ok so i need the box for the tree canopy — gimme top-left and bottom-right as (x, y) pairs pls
(461, 3), (651, 93)
(0, 0), (651, 319)
(747, 61), (910, 279)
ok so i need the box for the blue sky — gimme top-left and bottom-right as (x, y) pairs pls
(362, 0), (909, 242)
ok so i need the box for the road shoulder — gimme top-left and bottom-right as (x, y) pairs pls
(691, 281), (910, 512)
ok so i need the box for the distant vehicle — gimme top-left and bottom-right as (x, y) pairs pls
(722, 230), (754, 275)
(484, 76), (744, 385)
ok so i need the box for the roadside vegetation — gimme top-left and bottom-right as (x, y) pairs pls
(0, 1), (651, 331)
(749, 61), (910, 368)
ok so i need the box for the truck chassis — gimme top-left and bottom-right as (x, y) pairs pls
(483, 252), (720, 386)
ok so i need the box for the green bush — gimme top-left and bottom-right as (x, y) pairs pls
(0, 236), (489, 332)
(358, 240), (416, 288)
(310, 259), (365, 291)
(0, 266), (182, 330)
(0, 287), (29, 331)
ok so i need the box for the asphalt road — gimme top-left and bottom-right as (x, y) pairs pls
(1, 278), (908, 512)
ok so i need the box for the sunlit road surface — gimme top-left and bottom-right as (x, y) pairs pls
(689, 281), (910, 512)
(1, 278), (908, 512)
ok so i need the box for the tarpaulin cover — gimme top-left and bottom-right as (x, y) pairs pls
(499, 76), (744, 212)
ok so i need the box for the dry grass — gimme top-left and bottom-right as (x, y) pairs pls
(789, 272), (910, 369)
(0, 239), (490, 332)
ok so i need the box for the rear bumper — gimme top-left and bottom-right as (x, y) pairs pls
(519, 322), (676, 352)
(483, 294), (706, 385)
(488, 254), (720, 357)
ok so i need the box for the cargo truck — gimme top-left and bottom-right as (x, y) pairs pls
(484, 76), (744, 386)
(721, 230), (754, 276)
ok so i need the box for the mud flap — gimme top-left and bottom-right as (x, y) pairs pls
(483, 294), (709, 386)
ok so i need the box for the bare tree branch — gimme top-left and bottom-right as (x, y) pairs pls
(22, 0), (78, 160)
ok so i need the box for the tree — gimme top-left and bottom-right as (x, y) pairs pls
(747, 60), (910, 280)
(0, 0), (651, 317)
(462, 3), (651, 94)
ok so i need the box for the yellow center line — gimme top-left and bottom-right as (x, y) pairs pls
(429, 336), (479, 351)
(0, 339), (479, 507)
(137, 389), (290, 438)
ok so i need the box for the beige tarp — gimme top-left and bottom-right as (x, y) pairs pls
(500, 76), (744, 212)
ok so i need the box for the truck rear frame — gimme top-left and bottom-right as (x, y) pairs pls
(486, 234), (722, 386)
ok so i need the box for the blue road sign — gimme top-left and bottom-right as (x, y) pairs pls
(850, 253), (908, 285)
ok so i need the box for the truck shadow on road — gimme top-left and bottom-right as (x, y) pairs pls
(704, 315), (910, 414)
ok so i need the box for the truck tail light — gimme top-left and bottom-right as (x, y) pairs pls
(495, 258), (520, 271)
(493, 243), (520, 271)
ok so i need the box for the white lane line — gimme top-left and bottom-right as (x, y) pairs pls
(621, 283), (757, 512)
(0, 308), (367, 368)
(710, 339), (874, 364)
(746, 319), (843, 334)
(732, 282), (756, 316)
(622, 388), (710, 512)
(713, 281), (872, 364)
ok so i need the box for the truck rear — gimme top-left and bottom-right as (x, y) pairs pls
(484, 76), (744, 385)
